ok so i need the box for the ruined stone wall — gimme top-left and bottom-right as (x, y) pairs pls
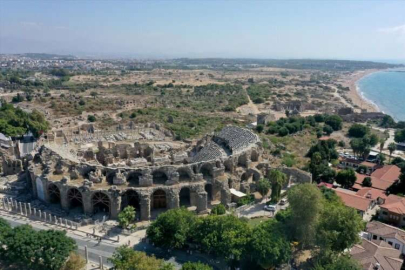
(1, 156), (23, 176)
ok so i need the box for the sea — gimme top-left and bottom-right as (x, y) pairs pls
(357, 69), (405, 121)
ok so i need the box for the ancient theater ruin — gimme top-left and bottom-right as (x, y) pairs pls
(14, 125), (312, 223)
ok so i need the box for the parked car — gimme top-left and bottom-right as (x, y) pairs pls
(264, 204), (277, 212)
(279, 198), (288, 205)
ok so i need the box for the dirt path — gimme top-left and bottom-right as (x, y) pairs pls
(236, 89), (260, 116)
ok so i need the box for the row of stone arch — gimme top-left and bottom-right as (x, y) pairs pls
(101, 163), (216, 186)
(47, 183), (216, 217)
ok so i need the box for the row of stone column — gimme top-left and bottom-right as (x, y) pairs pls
(0, 197), (79, 230)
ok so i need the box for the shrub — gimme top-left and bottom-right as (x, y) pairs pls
(87, 115), (96, 122)
(211, 204), (226, 215)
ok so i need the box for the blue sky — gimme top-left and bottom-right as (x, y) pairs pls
(1, 1), (404, 60)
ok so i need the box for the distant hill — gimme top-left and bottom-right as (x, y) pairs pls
(173, 58), (404, 71)
(21, 53), (77, 60)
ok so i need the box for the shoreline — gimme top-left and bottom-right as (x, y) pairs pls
(341, 69), (381, 113)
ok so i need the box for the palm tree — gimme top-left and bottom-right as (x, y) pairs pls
(379, 138), (386, 154)
(388, 143), (397, 162)
(269, 169), (288, 203)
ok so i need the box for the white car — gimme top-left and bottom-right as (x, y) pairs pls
(279, 198), (288, 205)
(264, 204), (277, 212)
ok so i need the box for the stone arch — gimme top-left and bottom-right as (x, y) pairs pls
(216, 160), (221, 168)
(92, 192), (111, 215)
(251, 150), (259, 162)
(224, 159), (233, 173)
(152, 189), (167, 209)
(121, 190), (140, 214)
(48, 183), (61, 204)
(179, 187), (191, 207)
(228, 178), (233, 189)
(205, 183), (213, 201)
(67, 188), (83, 212)
(200, 163), (213, 180)
(252, 170), (261, 181)
(241, 172), (249, 182)
(152, 170), (168, 185)
(177, 168), (192, 182)
(238, 154), (248, 167)
(106, 171), (116, 185)
(83, 167), (96, 179)
(127, 171), (142, 186)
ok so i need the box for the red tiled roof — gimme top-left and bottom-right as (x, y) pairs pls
(318, 182), (334, 188)
(381, 195), (405, 215)
(334, 188), (373, 212)
(367, 221), (405, 244)
(351, 239), (403, 270)
(353, 173), (395, 191)
(356, 188), (388, 200)
(371, 165), (401, 182)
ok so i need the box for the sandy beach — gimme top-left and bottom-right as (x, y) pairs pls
(340, 69), (381, 113)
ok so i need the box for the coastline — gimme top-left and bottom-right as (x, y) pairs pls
(341, 69), (381, 113)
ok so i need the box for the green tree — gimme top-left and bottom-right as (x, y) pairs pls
(211, 204), (226, 215)
(336, 169), (357, 188)
(348, 124), (369, 138)
(0, 218), (11, 258)
(388, 142), (397, 162)
(269, 170), (287, 203)
(3, 224), (76, 270)
(324, 115), (343, 131)
(181, 262), (213, 270)
(118, 206), (136, 229)
(395, 129), (405, 143)
(323, 125), (334, 136)
(256, 178), (271, 201)
(317, 201), (363, 252)
(288, 183), (323, 248)
(363, 177), (372, 187)
(380, 115), (396, 128)
(379, 138), (386, 153)
(248, 220), (291, 269)
(147, 208), (196, 249)
(313, 254), (361, 270)
(109, 246), (173, 270)
(191, 215), (251, 262)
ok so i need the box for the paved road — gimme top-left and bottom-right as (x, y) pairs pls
(0, 213), (225, 269)
(1, 214), (115, 267)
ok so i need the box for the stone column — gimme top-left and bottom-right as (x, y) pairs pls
(168, 190), (179, 209)
(221, 188), (232, 206)
(82, 190), (93, 216)
(109, 195), (121, 219)
(196, 191), (208, 214)
(60, 188), (69, 210)
(140, 194), (151, 221)
(28, 203), (32, 215)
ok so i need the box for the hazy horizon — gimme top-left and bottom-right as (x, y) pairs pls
(1, 1), (404, 60)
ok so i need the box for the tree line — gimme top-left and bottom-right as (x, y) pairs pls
(145, 183), (364, 269)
